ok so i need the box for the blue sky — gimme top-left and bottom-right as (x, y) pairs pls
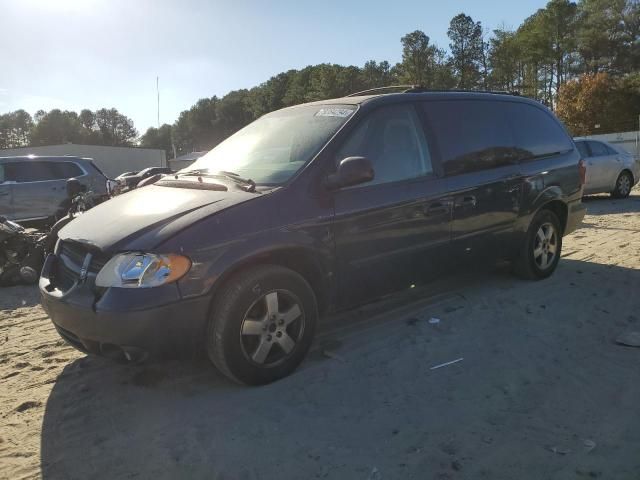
(1, 0), (546, 134)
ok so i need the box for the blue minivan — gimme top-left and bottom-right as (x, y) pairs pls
(41, 89), (586, 385)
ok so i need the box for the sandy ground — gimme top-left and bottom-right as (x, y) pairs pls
(1, 189), (640, 480)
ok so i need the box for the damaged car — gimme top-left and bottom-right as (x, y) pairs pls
(40, 89), (586, 385)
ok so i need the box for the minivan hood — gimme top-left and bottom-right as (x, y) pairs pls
(58, 184), (259, 251)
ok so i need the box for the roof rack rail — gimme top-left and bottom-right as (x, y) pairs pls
(346, 85), (418, 97)
(347, 85), (521, 97)
(403, 86), (520, 96)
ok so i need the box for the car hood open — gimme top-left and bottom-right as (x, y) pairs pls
(58, 184), (260, 252)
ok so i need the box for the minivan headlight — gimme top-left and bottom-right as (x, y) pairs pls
(95, 253), (191, 288)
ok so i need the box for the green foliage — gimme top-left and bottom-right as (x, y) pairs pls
(24, 107), (137, 147)
(577, 0), (639, 74)
(448, 13), (485, 89)
(140, 124), (174, 158)
(0, 110), (33, 148)
(30, 109), (85, 146)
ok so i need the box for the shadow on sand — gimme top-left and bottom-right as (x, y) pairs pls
(40, 258), (640, 479)
(0, 285), (41, 309)
(582, 191), (640, 216)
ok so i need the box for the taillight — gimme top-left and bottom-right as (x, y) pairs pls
(578, 159), (586, 185)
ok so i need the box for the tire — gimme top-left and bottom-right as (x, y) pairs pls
(611, 171), (633, 198)
(206, 264), (318, 385)
(513, 209), (563, 280)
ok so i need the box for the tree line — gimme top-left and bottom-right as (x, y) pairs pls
(143, 0), (640, 157)
(1, 0), (638, 157)
(0, 108), (137, 150)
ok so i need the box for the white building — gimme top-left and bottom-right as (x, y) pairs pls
(168, 151), (207, 171)
(577, 130), (639, 159)
(0, 143), (167, 178)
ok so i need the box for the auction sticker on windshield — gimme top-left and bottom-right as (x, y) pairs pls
(315, 108), (354, 117)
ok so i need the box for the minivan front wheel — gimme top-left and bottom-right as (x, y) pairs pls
(206, 264), (317, 385)
(514, 209), (562, 280)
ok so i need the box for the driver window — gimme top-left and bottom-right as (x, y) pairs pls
(0, 164), (4, 183)
(336, 104), (432, 185)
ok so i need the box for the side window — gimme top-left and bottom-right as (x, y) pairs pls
(4, 162), (59, 182)
(587, 141), (609, 157)
(3, 163), (17, 182)
(53, 162), (84, 179)
(0, 164), (5, 183)
(508, 103), (573, 159)
(575, 141), (590, 158)
(337, 104), (432, 185)
(420, 100), (516, 176)
(605, 144), (618, 155)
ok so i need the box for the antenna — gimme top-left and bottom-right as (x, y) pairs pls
(156, 76), (160, 128)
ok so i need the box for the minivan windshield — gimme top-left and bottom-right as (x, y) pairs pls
(182, 104), (356, 185)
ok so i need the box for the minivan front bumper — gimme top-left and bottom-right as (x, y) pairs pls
(40, 254), (210, 361)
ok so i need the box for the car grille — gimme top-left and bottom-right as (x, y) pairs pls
(59, 241), (109, 274)
(53, 241), (111, 291)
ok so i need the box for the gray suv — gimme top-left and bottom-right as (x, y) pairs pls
(0, 156), (110, 223)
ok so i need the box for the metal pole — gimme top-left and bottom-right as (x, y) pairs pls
(157, 76), (160, 128)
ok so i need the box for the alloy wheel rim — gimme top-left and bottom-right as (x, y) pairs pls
(618, 175), (630, 195)
(239, 290), (305, 366)
(533, 222), (557, 270)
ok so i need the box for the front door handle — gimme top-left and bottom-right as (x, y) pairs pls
(0, 192), (8, 197)
(425, 202), (450, 216)
(455, 195), (477, 208)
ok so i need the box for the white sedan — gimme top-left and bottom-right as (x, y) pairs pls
(575, 139), (640, 198)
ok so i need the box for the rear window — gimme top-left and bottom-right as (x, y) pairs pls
(420, 100), (518, 175)
(507, 103), (573, 159)
(53, 162), (84, 178)
(587, 141), (610, 157)
(86, 160), (106, 177)
(421, 100), (573, 176)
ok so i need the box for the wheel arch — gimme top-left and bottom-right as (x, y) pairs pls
(537, 200), (568, 235)
(527, 186), (569, 235)
(209, 246), (332, 317)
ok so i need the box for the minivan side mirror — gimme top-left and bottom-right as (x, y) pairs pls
(325, 156), (375, 190)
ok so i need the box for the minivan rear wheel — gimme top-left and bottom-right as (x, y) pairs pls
(513, 209), (562, 280)
(611, 171), (632, 198)
(206, 264), (318, 385)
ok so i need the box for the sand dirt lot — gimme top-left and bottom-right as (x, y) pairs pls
(1, 190), (639, 480)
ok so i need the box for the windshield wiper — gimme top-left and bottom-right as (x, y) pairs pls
(177, 169), (257, 192)
(215, 171), (257, 192)
(177, 168), (210, 177)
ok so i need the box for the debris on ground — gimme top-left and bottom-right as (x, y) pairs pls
(615, 331), (640, 347)
(547, 445), (571, 455)
(367, 466), (381, 480)
(430, 358), (464, 370)
(583, 439), (596, 453)
(322, 349), (346, 363)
